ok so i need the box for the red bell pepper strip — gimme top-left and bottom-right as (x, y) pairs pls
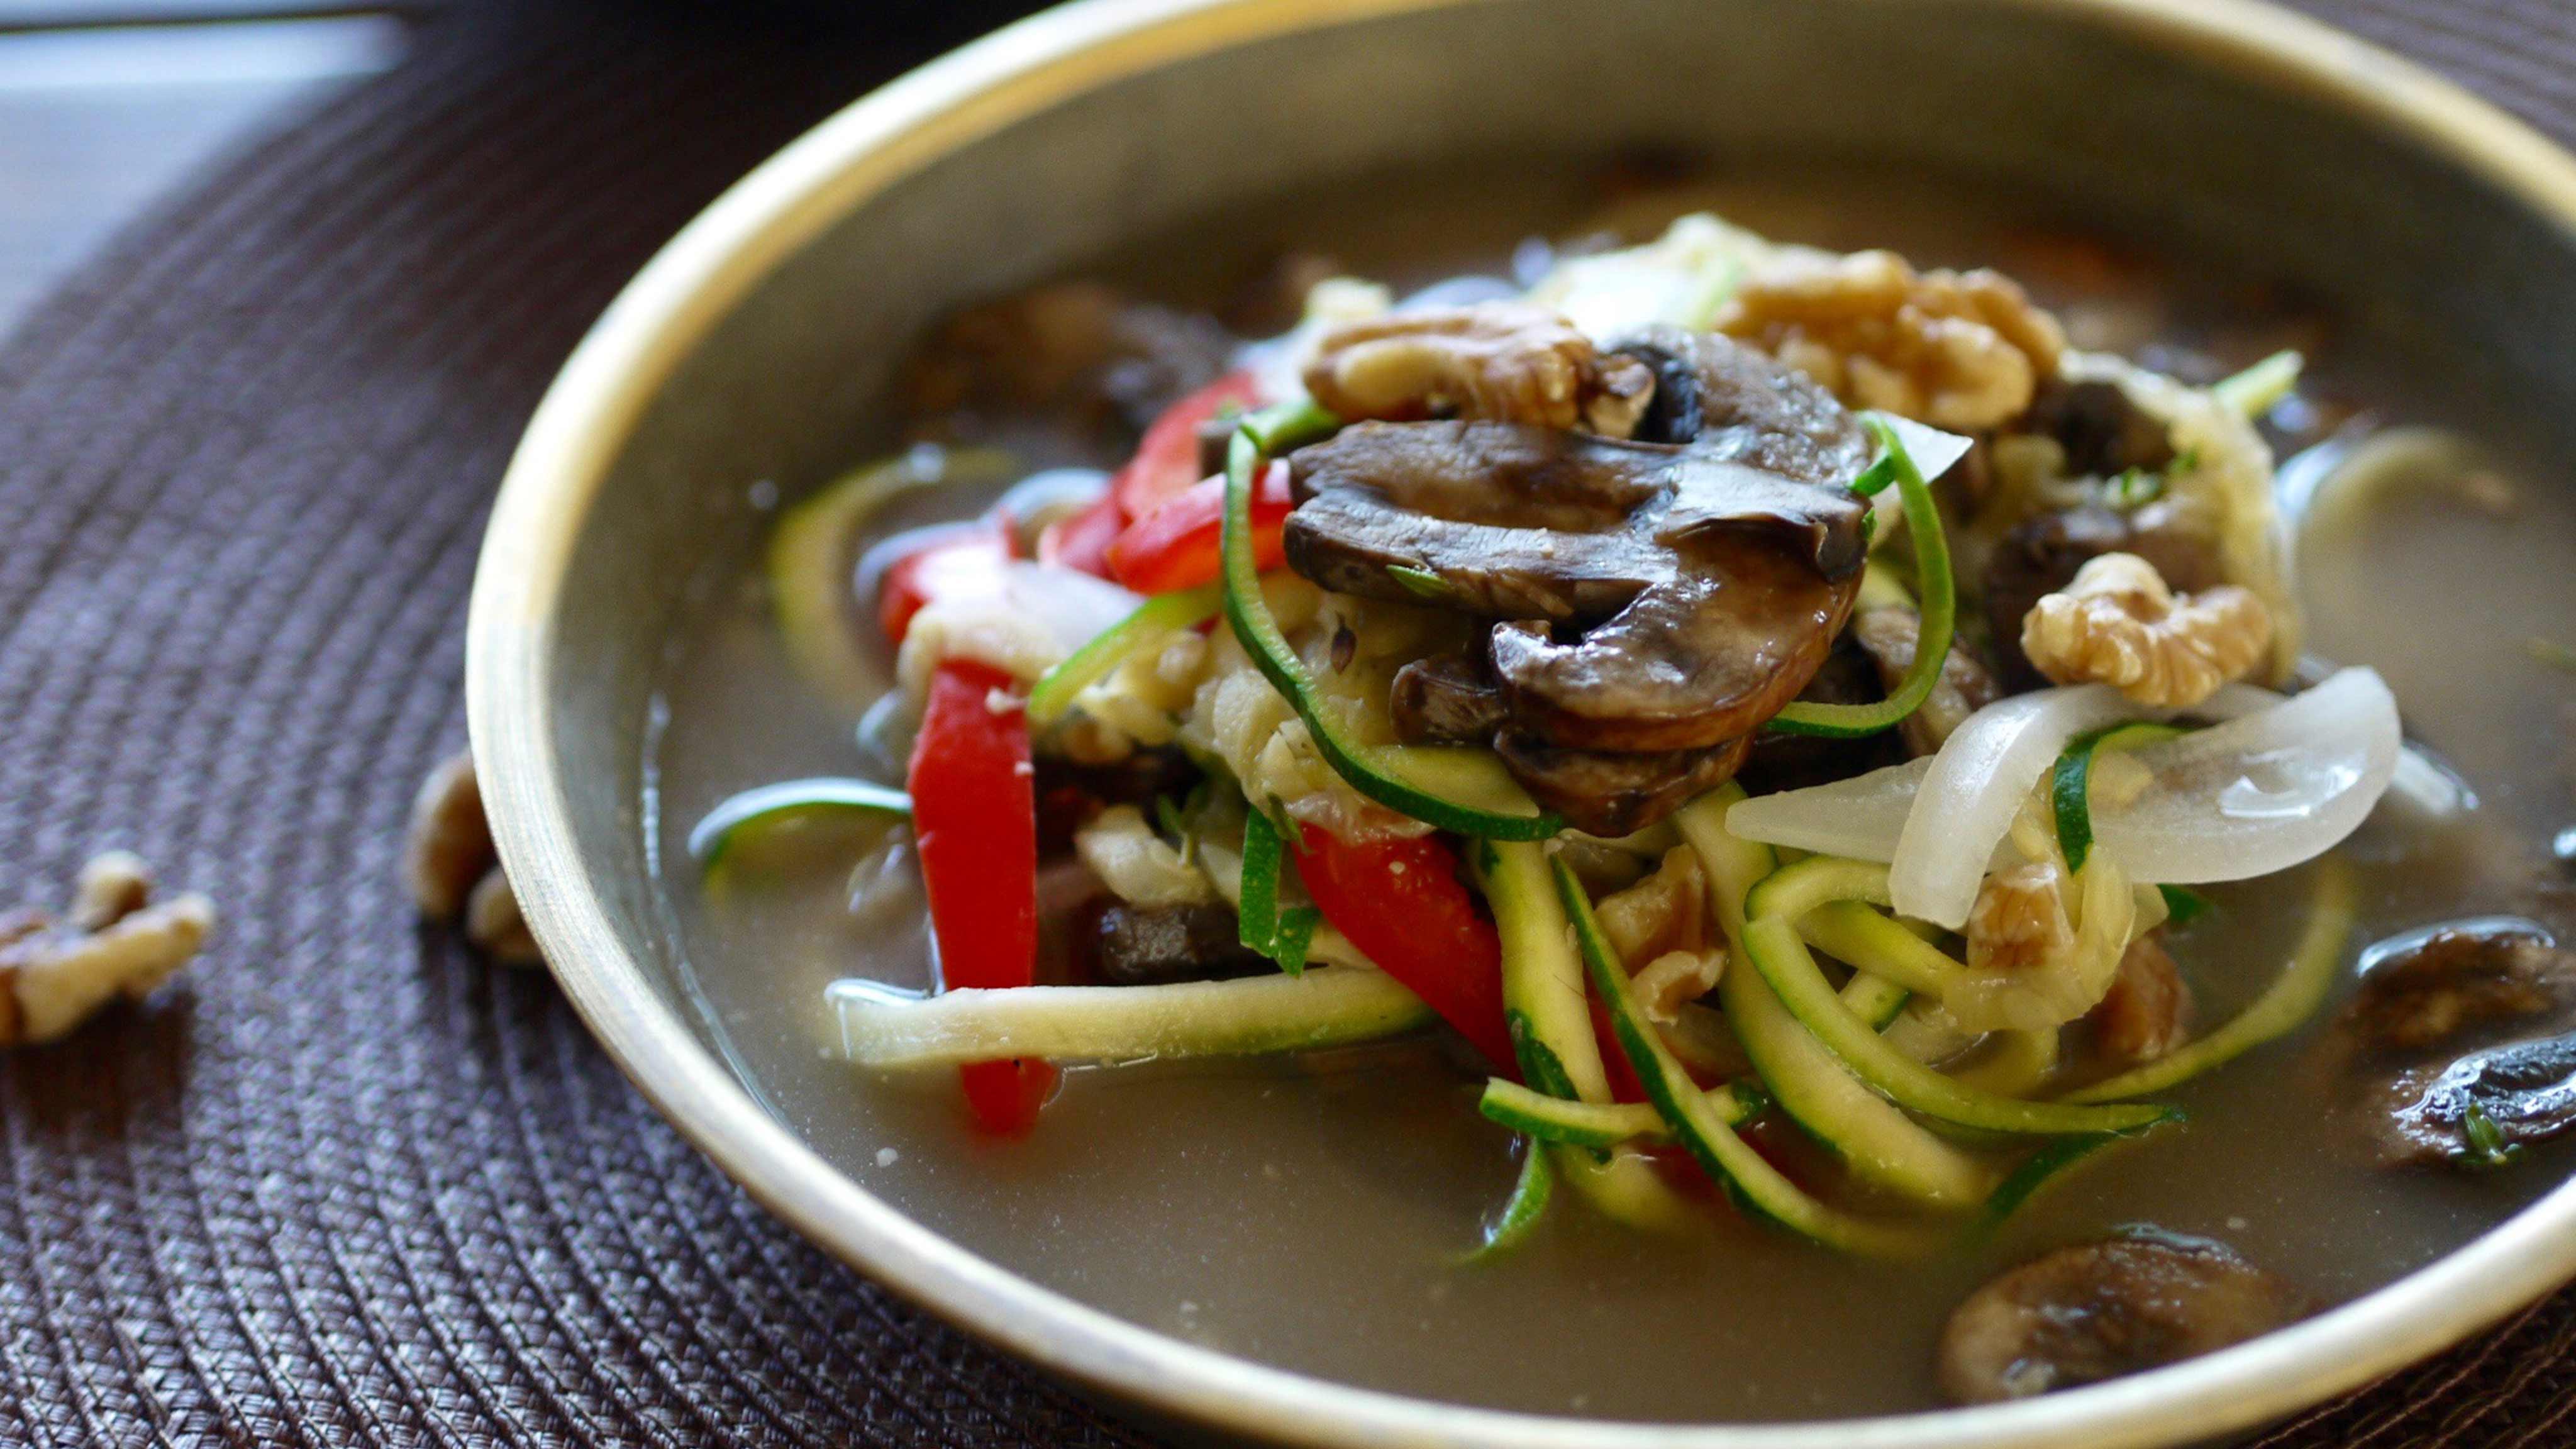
(877, 521), (1013, 647)
(1108, 370), (1260, 521)
(1037, 491), (1125, 579)
(909, 660), (1055, 1133)
(1104, 462), (1292, 595)
(1292, 824), (1517, 1073)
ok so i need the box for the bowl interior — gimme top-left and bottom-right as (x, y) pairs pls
(487, 0), (2576, 1443)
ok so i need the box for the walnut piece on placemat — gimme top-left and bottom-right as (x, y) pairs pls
(404, 749), (543, 967)
(0, 853), (214, 1045)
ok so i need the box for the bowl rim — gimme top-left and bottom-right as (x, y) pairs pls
(467, 1), (2576, 1444)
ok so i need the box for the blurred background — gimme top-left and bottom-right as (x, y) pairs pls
(0, 3), (413, 332)
(0, 0), (1040, 336)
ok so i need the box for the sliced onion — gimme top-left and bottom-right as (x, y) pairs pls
(1725, 757), (1928, 862)
(1873, 413), (1975, 494)
(1890, 686), (2141, 929)
(896, 560), (1140, 694)
(1726, 670), (2404, 924)
(2090, 667), (2399, 884)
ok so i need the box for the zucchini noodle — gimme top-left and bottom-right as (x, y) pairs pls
(2064, 858), (2358, 1103)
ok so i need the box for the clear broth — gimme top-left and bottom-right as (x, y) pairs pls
(640, 158), (2576, 1422)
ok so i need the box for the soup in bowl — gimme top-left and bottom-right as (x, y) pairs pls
(468, 1), (2576, 1443)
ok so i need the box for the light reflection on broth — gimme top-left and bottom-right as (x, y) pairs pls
(640, 158), (2576, 1421)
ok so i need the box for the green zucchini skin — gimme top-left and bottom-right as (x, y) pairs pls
(1026, 585), (1220, 727)
(1480, 840), (1699, 1228)
(1766, 416), (1959, 739)
(828, 969), (1433, 1070)
(1553, 856), (1938, 1258)
(1459, 1143), (1555, 1264)
(2065, 858), (2357, 1104)
(1740, 916), (2172, 1136)
(1477, 1077), (1761, 1149)
(1722, 947), (1991, 1208)
(689, 777), (910, 867)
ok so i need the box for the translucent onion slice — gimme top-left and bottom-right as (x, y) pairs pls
(1889, 686), (2141, 929)
(2090, 667), (2400, 884)
(1724, 670), (2404, 925)
(896, 559), (1141, 693)
(1724, 757), (1928, 863)
(1875, 413), (1975, 496)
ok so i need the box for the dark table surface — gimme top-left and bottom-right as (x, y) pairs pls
(3, 1), (2576, 1446)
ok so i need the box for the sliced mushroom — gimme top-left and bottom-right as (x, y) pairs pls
(1734, 636), (1907, 796)
(903, 281), (1235, 435)
(2023, 375), (2177, 477)
(1487, 535), (1857, 751)
(1283, 331), (1872, 830)
(1613, 325), (1875, 484)
(1938, 1233), (2308, 1404)
(1284, 421), (1674, 620)
(1491, 732), (1751, 838)
(1850, 606), (2000, 757)
(2333, 921), (2576, 1171)
(2339, 921), (2573, 1058)
(1389, 650), (1508, 745)
(2365, 1031), (2576, 1168)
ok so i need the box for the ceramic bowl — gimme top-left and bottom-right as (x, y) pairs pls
(468, 2), (2576, 1443)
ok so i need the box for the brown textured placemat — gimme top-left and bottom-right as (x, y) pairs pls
(0, 0), (2572, 1444)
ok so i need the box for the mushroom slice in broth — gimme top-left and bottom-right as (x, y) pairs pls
(1938, 1231), (2309, 1404)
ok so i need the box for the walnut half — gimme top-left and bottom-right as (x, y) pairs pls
(1967, 860), (2078, 977)
(1716, 250), (2066, 431)
(404, 750), (542, 967)
(1303, 302), (1655, 438)
(0, 853), (214, 1045)
(2020, 552), (2273, 709)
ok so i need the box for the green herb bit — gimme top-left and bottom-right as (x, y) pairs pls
(2158, 884), (2214, 926)
(2104, 467), (2165, 510)
(1385, 563), (1457, 601)
(2461, 1104), (2524, 1169)
(2527, 637), (2576, 674)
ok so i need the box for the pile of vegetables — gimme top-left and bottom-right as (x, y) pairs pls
(701, 218), (2406, 1253)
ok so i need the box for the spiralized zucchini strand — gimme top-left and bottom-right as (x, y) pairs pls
(1460, 1144), (1553, 1264)
(1768, 416), (1957, 738)
(1556, 855), (1940, 1257)
(2063, 858), (2357, 1102)
(689, 777), (910, 866)
(1478, 1076), (1762, 1150)
(1025, 585), (1219, 726)
(830, 970), (1431, 1069)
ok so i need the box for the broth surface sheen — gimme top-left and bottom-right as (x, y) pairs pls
(639, 160), (2576, 1422)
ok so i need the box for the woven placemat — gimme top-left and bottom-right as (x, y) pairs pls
(0, 0), (2571, 1443)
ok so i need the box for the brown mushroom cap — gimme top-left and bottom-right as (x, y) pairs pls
(1938, 1233), (2308, 1404)
(1491, 732), (1753, 838)
(1487, 535), (1858, 752)
(1281, 330), (1874, 822)
(2364, 1030), (2576, 1167)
